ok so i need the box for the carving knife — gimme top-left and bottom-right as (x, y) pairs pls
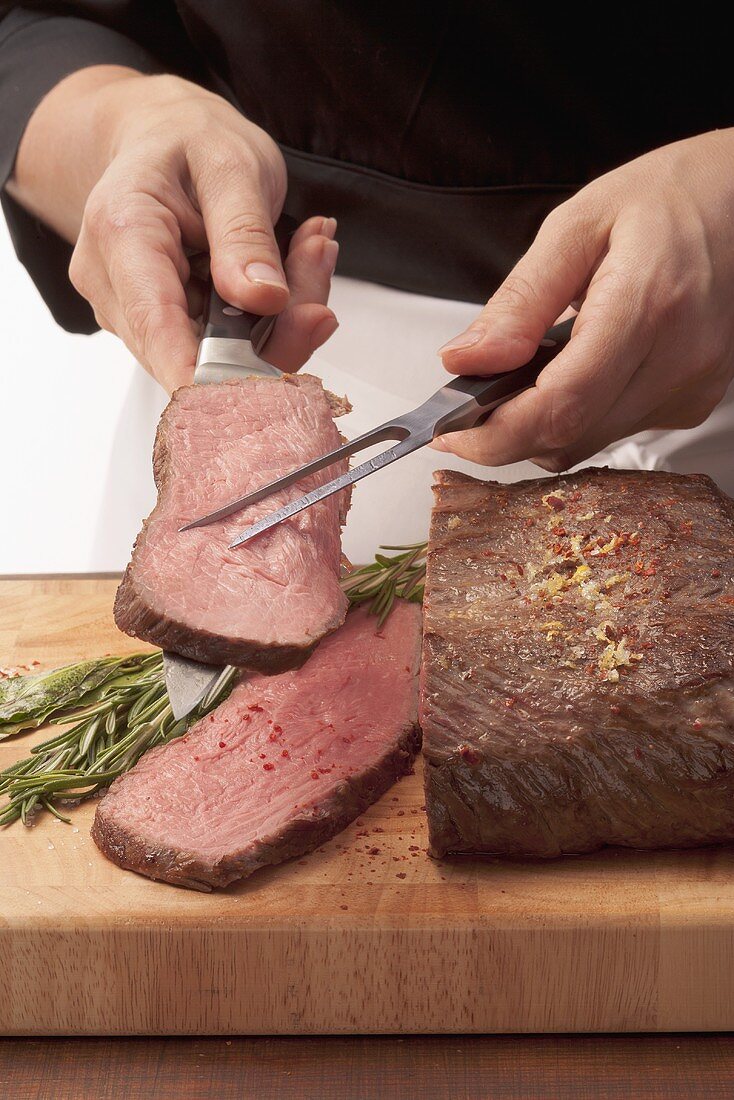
(181, 316), (576, 545)
(163, 216), (296, 719)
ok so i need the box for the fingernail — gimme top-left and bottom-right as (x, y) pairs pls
(321, 239), (339, 276)
(431, 435), (448, 451)
(245, 262), (287, 290)
(321, 216), (338, 239)
(438, 329), (482, 356)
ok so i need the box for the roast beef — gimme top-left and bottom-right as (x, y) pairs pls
(421, 467), (734, 859)
(114, 374), (351, 671)
(92, 601), (422, 890)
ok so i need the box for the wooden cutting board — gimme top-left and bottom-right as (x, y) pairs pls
(1, 577), (734, 1036)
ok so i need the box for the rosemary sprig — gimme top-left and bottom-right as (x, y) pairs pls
(340, 541), (428, 626)
(0, 654), (236, 827)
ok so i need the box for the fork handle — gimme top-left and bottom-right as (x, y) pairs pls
(440, 316), (575, 431)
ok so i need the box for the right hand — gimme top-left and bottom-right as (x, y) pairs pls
(69, 74), (338, 392)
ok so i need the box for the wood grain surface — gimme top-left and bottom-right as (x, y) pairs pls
(2, 1034), (734, 1100)
(1, 578), (734, 1035)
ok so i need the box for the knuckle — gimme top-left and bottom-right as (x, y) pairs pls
(494, 273), (540, 314)
(68, 248), (90, 297)
(539, 391), (587, 451)
(84, 190), (135, 242)
(83, 191), (111, 238)
(217, 214), (273, 251)
(200, 145), (244, 180)
(541, 195), (598, 248)
(92, 307), (113, 333)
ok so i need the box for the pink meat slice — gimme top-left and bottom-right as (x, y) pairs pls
(92, 602), (423, 890)
(114, 374), (351, 670)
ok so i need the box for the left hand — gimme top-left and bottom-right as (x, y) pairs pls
(435, 130), (734, 471)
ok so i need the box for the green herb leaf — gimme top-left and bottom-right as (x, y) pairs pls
(340, 541), (427, 624)
(0, 655), (149, 739)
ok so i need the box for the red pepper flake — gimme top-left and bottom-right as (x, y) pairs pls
(263, 762), (275, 771)
(499, 572), (508, 581)
(459, 745), (480, 764)
(569, 491), (582, 502)
(553, 542), (563, 555)
(693, 718), (703, 730)
(409, 845), (420, 852)
(340, 905), (348, 911)
(368, 847), (380, 855)
(516, 563), (524, 576)
(259, 753), (267, 759)
(218, 741), (227, 749)
(712, 569), (721, 578)
(267, 731), (278, 742)
(193, 756), (200, 761)
(396, 872), (407, 880)
(281, 749), (290, 758)
(397, 810), (405, 817)
(547, 495), (565, 511)
(248, 704), (264, 713)
(273, 724), (282, 733)
(610, 704), (621, 715)
(634, 747), (643, 760)
(505, 697), (517, 708)
(551, 524), (567, 536)
(310, 771), (319, 780)
(31, 660), (40, 667)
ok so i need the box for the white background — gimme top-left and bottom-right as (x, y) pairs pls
(2, 217), (732, 575)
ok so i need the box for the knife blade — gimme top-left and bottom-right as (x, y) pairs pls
(163, 215), (296, 719)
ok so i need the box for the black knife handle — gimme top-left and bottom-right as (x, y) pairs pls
(443, 316), (575, 426)
(202, 213), (298, 352)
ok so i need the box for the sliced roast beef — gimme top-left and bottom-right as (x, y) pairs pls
(93, 601), (422, 890)
(421, 467), (734, 859)
(114, 374), (351, 671)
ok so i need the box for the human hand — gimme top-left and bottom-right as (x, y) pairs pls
(435, 130), (734, 470)
(67, 73), (337, 392)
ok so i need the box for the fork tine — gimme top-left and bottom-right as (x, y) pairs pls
(228, 428), (432, 548)
(179, 422), (405, 531)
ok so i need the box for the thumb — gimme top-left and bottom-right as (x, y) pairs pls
(192, 158), (289, 315)
(439, 203), (608, 375)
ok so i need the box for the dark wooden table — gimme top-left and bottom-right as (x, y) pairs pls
(2, 1035), (733, 1099)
